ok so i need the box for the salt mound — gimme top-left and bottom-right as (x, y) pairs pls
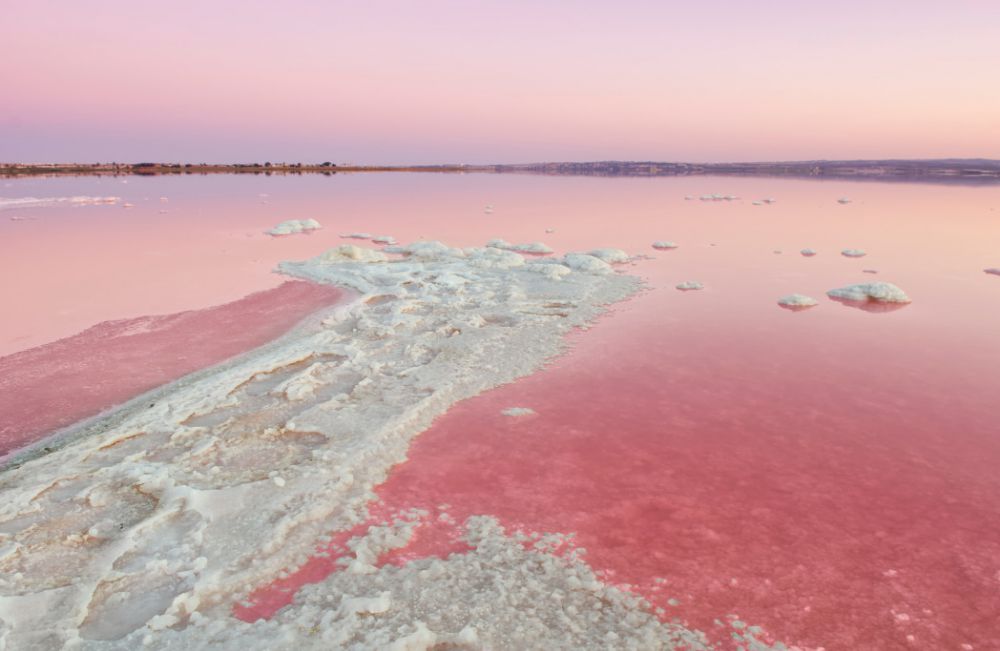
(652, 241), (678, 250)
(676, 281), (704, 291)
(340, 232), (372, 239)
(984, 268), (1000, 276)
(501, 407), (536, 417)
(563, 253), (612, 274)
(487, 238), (554, 255)
(580, 248), (629, 264)
(267, 219), (322, 236)
(778, 294), (819, 309)
(827, 282), (911, 304)
(800, 248), (817, 257)
(841, 249), (866, 258)
(317, 244), (389, 263)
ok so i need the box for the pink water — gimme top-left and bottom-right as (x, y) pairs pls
(4, 173), (1000, 648)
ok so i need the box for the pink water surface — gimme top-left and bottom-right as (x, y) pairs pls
(0, 280), (343, 457)
(4, 173), (1000, 648)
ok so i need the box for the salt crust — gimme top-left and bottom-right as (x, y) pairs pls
(826, 282), (911, 303)
(0, 196), (120, 210)
(777, 294), (818, 307)
(4, 240), (796, 650)
(266, 219), (321, 236)
(486, 239), (553, 255)
(652, 241), (678, 250)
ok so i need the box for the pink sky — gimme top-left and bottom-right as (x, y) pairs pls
(2, 0), (998, 163)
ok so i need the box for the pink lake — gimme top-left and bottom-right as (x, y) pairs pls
(3, 172), (1000, 648)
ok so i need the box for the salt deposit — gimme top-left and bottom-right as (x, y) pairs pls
(486, 238), (554, 255)
(800, 248), (817, 257)
(0, 196), (120, 210)
(501, 407), (536, 417)
(841, 249), (867, 258)
(826, 282), (911, 304)
(0, 240), (653, 650)
(777, 294), (819, 309)
(984, 268), (1000, 276)
(676, 281), (704, 291)
(267, 219), (322, 236)
(652, 241), (678, 250)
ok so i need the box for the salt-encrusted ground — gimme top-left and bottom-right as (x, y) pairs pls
(0, 241), (784, 650)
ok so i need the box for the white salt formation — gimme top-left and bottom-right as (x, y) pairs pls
(2, 239), (738, 650)
(501, 407), (536, 417)
(486, 238), (554, 254)
(0, 196), (120, 210)
(826, 282), (911, 304)
(652, 241), (678, 250)
(841, 249), (866, 258)
(676, 281), (704, 291)
(800, 248), (817, 257)
(777, 294), (819, 308)
(266, 219), (322, 236)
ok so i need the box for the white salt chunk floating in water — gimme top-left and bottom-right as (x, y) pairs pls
(652, 241), (678, 250)
(267, 219), (321, 236)
(501, 407), (536, 417)
(801, 248), (817, 257)
(676, 281), (704, 291)
(778, 294), (819, 308)
(841, 248), (867, 258)
(985, 268), (1000, 276)
(340, 232), (373, 239)
(487, 239), (554, 254)
(826, 282), (911, 303)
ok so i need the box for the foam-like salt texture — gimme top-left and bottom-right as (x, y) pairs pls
(2, 240), (734, 650)
(652, 241), (678, 250)
(0, 196), (120, 210)
(267, 219), (321, 236)
(826, 282), (911, 303)
(777, 294), (818, 308)
(486, 238), (553, 255)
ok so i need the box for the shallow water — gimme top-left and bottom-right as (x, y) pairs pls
(3, 172), (1000, 648)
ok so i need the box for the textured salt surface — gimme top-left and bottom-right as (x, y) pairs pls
(0, 281), (345, 463)
(486, 238), (553, 254)
(777, 294), (818, 309)
(0, 196), (119, 210)
(826, 282), (911, 304)
(266, 219), (321, 236)
(0, 241), (650, 650)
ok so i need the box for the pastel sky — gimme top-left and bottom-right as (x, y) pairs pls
(2, 0), (998, 164)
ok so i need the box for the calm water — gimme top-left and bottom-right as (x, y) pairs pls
(3, 173), (999, 648)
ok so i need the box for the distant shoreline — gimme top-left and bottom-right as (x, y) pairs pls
(3, 159), (1000, 185)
